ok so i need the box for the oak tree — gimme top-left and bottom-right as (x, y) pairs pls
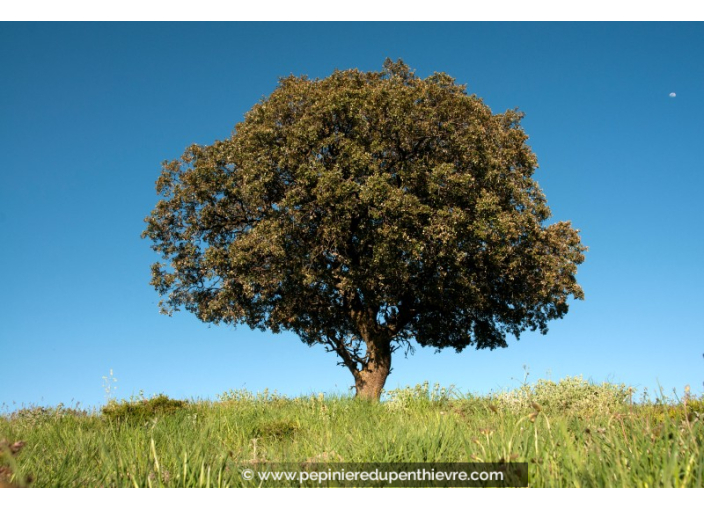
(143, 59), (586, 400)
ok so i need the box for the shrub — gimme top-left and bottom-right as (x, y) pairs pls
(217, 388), (286, 404)
(102, 394), (186, 423)
(647, 396), (704, 424)
(491, 376), (630, 415)
(8, 404), (88, 426)
(383, 382), (456, 411)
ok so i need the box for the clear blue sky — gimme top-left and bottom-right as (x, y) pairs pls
(1, 22), (702, 410)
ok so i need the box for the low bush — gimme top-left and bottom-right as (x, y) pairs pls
(491, 376), (631, 416)
(383, 382), (456, 411)
(102, 394), (186, 423)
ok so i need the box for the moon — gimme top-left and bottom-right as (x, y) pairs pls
(669, 92), (676, 98)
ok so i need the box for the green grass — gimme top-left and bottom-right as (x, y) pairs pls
(1, 378), (702, 487)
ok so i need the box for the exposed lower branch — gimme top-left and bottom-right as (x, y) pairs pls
(324, 335), (363, 377)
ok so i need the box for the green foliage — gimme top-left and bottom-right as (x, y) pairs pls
(217, 388), (286, 404)
(253, 419), (299, 440)
(645, 396), (704, 424)
(102, 395), (186, 423)
(142, 58), (586, 399)
(687, 397), (704, 416)
(8, 404), (88, 427)
(491, 376), (631, 416)
(383, 381), (456, 411)
(1, 380), (703, 487)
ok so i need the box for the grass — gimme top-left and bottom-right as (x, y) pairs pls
(1, 377), (702, 487)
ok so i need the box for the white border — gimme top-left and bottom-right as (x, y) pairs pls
(1, 487), (701, 506)
(2, 1), (704, 22)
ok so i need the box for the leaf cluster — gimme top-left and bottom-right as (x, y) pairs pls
(102, 395), (186, 423)
(143, 59), (586, 354)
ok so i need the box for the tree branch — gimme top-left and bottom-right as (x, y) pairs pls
(324, 335), (366, 376)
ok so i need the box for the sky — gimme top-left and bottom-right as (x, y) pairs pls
(1, 22), (703, 411)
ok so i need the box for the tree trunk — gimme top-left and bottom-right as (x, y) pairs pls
(353, 336), (392, 401)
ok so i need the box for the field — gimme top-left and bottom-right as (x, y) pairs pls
(1, 377), (702, 488)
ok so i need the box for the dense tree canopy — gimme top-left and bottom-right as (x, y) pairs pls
(143, 59), (586, 399)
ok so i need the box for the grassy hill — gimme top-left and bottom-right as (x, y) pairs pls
(1, 377), (702, 487)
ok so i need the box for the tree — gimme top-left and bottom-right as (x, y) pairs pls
(142, 59), (586, 400)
